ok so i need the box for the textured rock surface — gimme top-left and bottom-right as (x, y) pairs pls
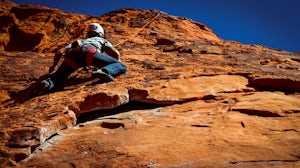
(0, 1), (300, 167)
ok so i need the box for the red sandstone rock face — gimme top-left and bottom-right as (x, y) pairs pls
(0, 1), (300, 167)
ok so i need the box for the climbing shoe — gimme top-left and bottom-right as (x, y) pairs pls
(31, 79), (54, 97)
(92, 69), (114, 82)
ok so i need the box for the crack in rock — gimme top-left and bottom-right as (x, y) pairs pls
(232, 109), (282, 117)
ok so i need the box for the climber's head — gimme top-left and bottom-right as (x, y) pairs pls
(87, 23), (104, 38)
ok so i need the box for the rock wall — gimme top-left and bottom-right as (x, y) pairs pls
(0, 1), (299, 167)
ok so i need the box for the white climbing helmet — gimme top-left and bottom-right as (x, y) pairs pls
(87, 23), (104, 37)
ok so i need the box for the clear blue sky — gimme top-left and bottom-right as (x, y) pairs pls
(12, 0), (300, 52)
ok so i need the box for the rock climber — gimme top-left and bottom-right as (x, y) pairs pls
(33, 22), (128, 96)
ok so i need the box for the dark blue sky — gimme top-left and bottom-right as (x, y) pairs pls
(12, 0), (300, 52)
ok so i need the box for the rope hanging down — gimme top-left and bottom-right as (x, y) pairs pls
(115, 11), (161, 47)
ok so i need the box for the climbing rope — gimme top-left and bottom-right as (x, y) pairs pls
(115, 11), (161, 47)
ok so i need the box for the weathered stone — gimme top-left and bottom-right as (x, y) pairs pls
(69, 86), (130, 114)
(130, 75), (251, 104)
(19, 101), (300, 167)
(232, 92), (300, 117)
(0, 1), (299, 167)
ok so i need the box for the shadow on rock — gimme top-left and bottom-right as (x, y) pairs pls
(77, 101), (165, 124)
(2, 74), (51, 106)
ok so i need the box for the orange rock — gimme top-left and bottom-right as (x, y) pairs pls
(0, 1), (299, 167)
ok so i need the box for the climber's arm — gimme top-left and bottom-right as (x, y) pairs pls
(48, 48), (66, 73)
(48, 40), (80, 73)
(102, 45), (120, 60)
